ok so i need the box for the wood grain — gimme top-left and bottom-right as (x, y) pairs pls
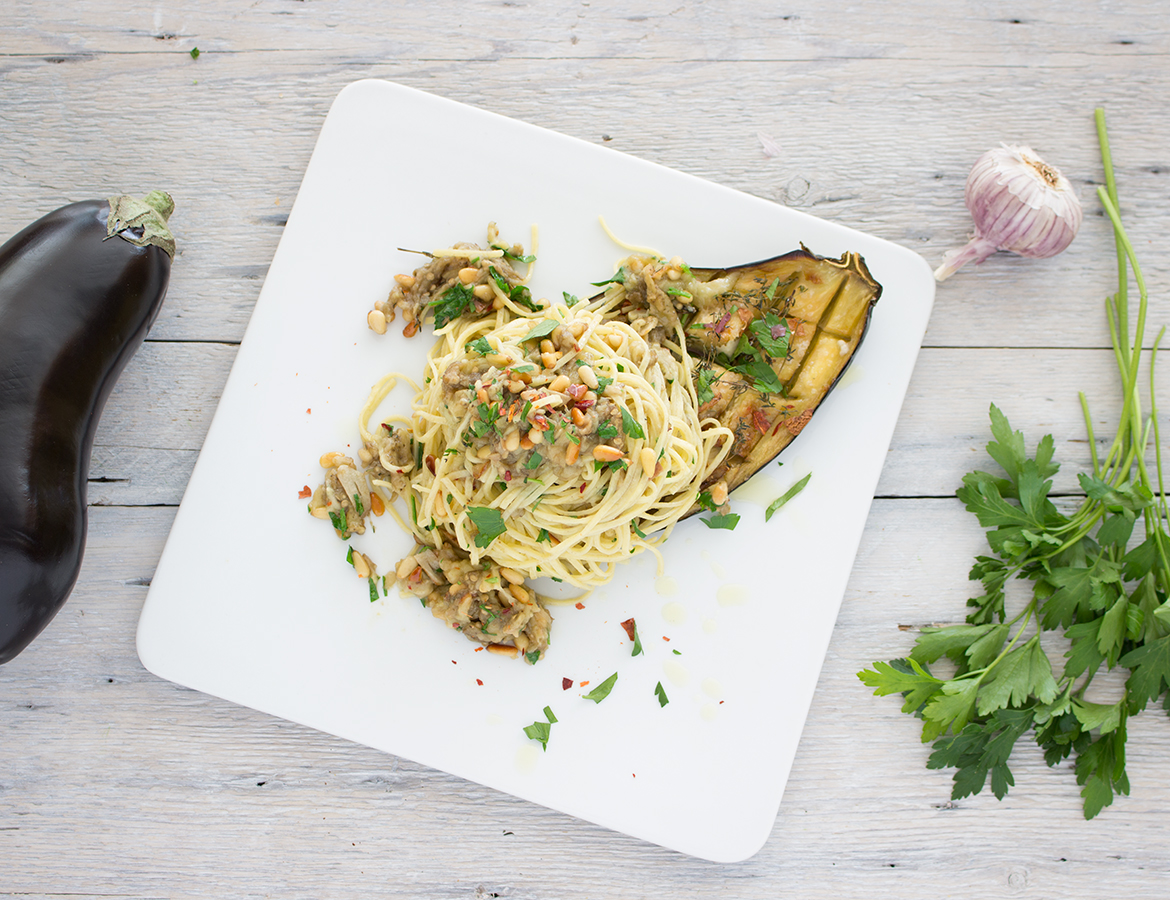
(5, 1), (1170, 896)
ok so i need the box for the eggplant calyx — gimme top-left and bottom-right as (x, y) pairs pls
(105, 191), (177, 258)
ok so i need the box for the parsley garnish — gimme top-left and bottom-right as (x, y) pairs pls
(430, 283), (477, 328)
(521, 319), (558, 343)
(526, 650), (541, 665)
(701, 513), (740, 531)
(583, 673), (618, 703)
(523, 705), (557, 751)
(328, 509), (347, 532)
(631, 624), (643, 657)
(765, 473), (811, 521)
(525, 452), (543, 470)
(632, 522), (647, 539)
(492, 244), (536, 264)
(353, 493), (364, 516)
(749, 312), (790, 360)
(466, 336), (493, 355)
(346, 546), (355, 566)
(859, 111), (1170, 821)
(368, 577), (379, 602)
(732, 358), (785, 395)
(697, 491), (718, 512)
(695, 367), (718, 406)
(536, 528), (550, 543)
(597, 421), (619, 441)
(466, 506), (506, 547)
(595, 375), (614, 394)
(654, 681), (669, 707)
(619, 407), (645, 439)
(591, 270), (626, 287)
(563, 291), (580, 306)
(489, 268), (539, 311)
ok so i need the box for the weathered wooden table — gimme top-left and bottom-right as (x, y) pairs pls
(4, 2), (1170, 896)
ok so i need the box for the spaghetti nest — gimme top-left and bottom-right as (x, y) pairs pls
(362, 302), (733, 588)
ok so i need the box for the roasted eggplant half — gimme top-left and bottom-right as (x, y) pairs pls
(585, 246), (881, 498)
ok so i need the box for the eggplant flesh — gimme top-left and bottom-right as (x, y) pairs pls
(595, 247), (881, 501)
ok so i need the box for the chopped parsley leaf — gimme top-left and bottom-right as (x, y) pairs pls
(526, 452), (543, 470)
(765, 472), (812, 521)
(655, 681), (669, 707)
(632, 522), (647, 539)
(526, 650), (541, 665)
(702, 513), (741, 531)
(695, 367), (717, 405)
(665, 287), (692, 299)
(749, 312), (790, 360)
(523, 705), (557, 750)
(583, 672), (618, 703)
(353, 493), (364, 516)
(492, 244), (536, 264)
(536, 527), (550, 543)
(563, 291), (580, 306)
(467, 506), (506, 547)
(521, 319), (558, 343)
(430, 283), (477, 328)
(597, 421), (619, 441)
(595, 375), (614, 394)
(631, 624), (643, 657)
(466, 336), (493, 355)
(733, 358), (785, 395)
(368, 578), (379, 603)
(620, 407), (645, 439)
(328, 509), (347, 532)
(590, 269), (626, 287)
(489, 268), (539, 311)
(346, 546), (355, 565)
(697, 491), (718, 512)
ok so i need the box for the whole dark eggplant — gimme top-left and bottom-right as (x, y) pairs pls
(0, 192), (175, 664)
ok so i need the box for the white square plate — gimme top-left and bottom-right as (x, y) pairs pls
(137, 79), (935, 861)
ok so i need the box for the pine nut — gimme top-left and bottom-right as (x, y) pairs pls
(530, 428), (544, 445)
(367, 309), (388, 334)
(459, 266), (479, 284)
(396, 555), (417, 579)
(540, 339), (555, 353)
(577, 365), (598, 389)
(571, 407), (586, 427)
(565, 441), (580, 465)
(507, 583), (529, 604)
(352, 553), (371, 578)
(520, 435), (534, 450)
(394, 273), (416, 289)
(477, 444), (494, 459)
(370, 493), (385, 516)
(310, 506), (331, 519)
(569, 321), (586, 339)
(476, 387), (489, 404)
(473, 283), (494, 301)
(607, 333), (623, 350)
(319, 451), (344, 468)
(504, 430), (521, 452)
(507, 379), (524, 393)
(549, 374), (570, 393)
(640, 447), (657, 476)
(358, 446), (373, 465)
(541, 351), (558, 369)
(710, 481), (729, 505)
(593, 445), (625, 463)
(500, 567), (525, 585)
(486, 644), (519, 658)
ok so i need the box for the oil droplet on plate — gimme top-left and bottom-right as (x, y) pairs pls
(702, 617), (718, 634)
(485, 713), (505, 726)
(700, 702), (718, 722)
(515, 744), (540, 773)
(836, 361), (864, 389)
(701, 550), (726, 580)
(661, 601), (687, 625)
(702, 677), (724, 700)
(717, 583), (749, 607)
(663, 659), (691, 687)
(655, 575), (679, 597)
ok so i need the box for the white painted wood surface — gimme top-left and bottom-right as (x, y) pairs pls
(4, 1), (1170, 896)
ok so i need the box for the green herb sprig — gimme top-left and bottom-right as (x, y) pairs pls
(858, 110), (1170, 820)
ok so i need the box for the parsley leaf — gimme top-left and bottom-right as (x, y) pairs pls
(764, 472), (811, 521)
(620, 407), (645, 439)
(591, 270), (626, 287)
(466, 336), (493, 355)
(430, 283), (477, 328)
(583, 672), (618, 703)
(701, 513), (740, 531)
(749, 312), (790, 359)
(523, 705), (557, 751)
(466, 506), (506, 548)
(654, 682), (669, 707)
(521, 319), (558, 343)
(597, 421), (619, 441)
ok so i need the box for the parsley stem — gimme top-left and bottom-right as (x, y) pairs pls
(1079, 391), (1101, 475)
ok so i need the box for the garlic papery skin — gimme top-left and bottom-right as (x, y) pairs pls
(934, 144), (1083, 282)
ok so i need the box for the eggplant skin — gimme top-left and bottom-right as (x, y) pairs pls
(0, 198), (174, 664)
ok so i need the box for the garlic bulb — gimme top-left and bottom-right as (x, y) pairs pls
(934, 144), (1083, 282)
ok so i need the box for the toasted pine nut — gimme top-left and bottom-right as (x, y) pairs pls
(607, 333), (623, 350)
(486, 644), (519, 658)
(515, 370), (533, 384)
(319, 451), (344, 468)
(593, 445), (625, 463)
(520, 435), (534, 450)
(504, 430), (521, 452)
(541, 351), (558, 369)
(394, 273), (416, 289)
(310, 506), (331, 519)
(540, 339), (555, 353)
(569, 321), (586, 339)
(507, 379), (524, 393)
(571, 407), (587, 427)
(459, 266), (479, 284)
(396, 555), (417, 579)
(549, 374), (570, 393)
(367, 308), (388, 334)
(476, 387), (489, 404)
(477, 444), (494, 459)
(640, 447), (657, 476)
(370, 492), (385, 516)
(507, 583), (529, 604)
(530, 428), (544, 445)
(500, 567), (525, 585)
(352, 553), (371, 578)
(358, 446), (373, 465)
(666, 268), (681, 281)
(577, 365), (598, 389)
(565, 441), (580, 465)
(473, 283), (493, 301)
(710, 481), (729, 506)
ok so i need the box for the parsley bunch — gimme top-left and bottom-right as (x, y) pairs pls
(859, 110), (1170, 819)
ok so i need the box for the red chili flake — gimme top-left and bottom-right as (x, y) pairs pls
(574, 602), (585, 610)
(298, 485), (311, 499)
(504, 471), (512, 482)
(620, 617), (637, 642)
(712, 308), (733, 336)
(451, 660), (457, 665)
(562, 677), (573, 690)
(566, 383), (586, 401)
(306, 408), (311, 414)
(719, 700), (724, 704)
(476, 679), (484, 686)
(662, 636), (670, 641)
(425, 454), (436, 475)
(752, 408), (771, 434)
(579, 483), (586, 494)
(474, 646), (484, 652)
(579, 681), (590, 687)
